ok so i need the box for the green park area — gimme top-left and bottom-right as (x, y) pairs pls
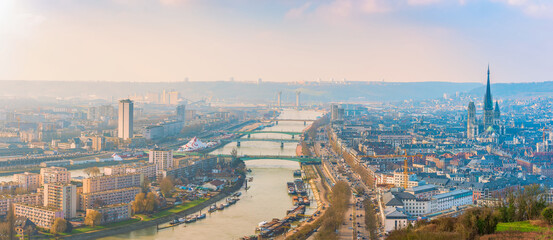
(495, 221), (553, 233)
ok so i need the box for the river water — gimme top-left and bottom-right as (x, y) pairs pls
(103, 109), (323, 240)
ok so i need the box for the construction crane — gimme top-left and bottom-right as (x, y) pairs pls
(358, 152), (424, 189)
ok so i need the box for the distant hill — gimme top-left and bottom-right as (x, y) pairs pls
(0, 80), (482, 103)
(469, 81), (553, 99)
(3, 80), (552, 103)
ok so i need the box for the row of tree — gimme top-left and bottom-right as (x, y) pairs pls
(314, 181), (352, 240)
(286, 181), (352, 240)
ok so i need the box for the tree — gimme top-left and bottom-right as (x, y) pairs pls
(132, 192), (146, 213)
(144, 192), (157, 213)
(160, 177), (174, 197)
(92, 198), (105, 208)
(84, 167), (101, 177)
(84, 210), (102, 227)
(7, 204), (14, 240)
(230, 148), (238, 160)
(542, 207), (553, 224)
(141, 177), (151, 193)
(51, 218), (67, 235)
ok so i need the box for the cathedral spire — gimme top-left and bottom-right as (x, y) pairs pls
(484, 65), (493, 111)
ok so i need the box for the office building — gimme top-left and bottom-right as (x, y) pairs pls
(118, 99), (134, 140)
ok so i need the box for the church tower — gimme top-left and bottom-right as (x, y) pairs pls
(494, 101), (501, 120)
(483, 65), (494, 130)
(467, 102), (476, 139)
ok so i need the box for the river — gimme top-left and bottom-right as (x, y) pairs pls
(102, 109), (323, 240)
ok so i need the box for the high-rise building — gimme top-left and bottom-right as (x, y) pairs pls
(13, 172), (40, 191)
(44, 183), (77, 219)
(118, 99), (134, 140)
(91, 136), (106, 151)
(177, 104), (186, 124)
(467, 102), (476, 139)
(149, 148), (174, 172)
(483, 66), (494, 130)
(40, 167), (71, 185)
(87, 106), (97, 120)
(296, 91), (301, 108)
(331, 104), (345, 123)
(277, 91), (282, 108)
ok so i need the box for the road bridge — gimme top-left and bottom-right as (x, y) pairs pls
(230, 131), (303, 136)
(212, 154), (321, 164)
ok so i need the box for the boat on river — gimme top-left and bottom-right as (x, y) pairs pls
(287, 182), (296, 194)
(208, 204), (217, 213)
(294, 179), (307, 195)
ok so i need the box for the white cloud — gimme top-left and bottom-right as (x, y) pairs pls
(494, 0), (553, 18)
(285, 2), (312, 19)
(407, 0), (441, 5)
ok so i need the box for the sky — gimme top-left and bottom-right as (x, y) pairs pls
(0, 0), (552, 83)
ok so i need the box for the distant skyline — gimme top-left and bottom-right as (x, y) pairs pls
(1, 0), (552, 83)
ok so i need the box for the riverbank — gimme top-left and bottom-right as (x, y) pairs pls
(63, 175), (245, 240)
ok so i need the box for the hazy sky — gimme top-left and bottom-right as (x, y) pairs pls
(0, 0), (552, 83)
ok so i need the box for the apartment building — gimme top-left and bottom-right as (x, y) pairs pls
(0, 193), (42, 215)
(82, 173), (143, 193)
(430, 189), (473, 213)
(104, 163), (156, 180)
(40, 167), (71, 185)
(149, 148), (174, 171)
(44, 184), (77, 219)
(86, 203), (131, 224)
(79, 187), (140, 210)
(13, 172), (40, 191)
(14, 203), (64, 229)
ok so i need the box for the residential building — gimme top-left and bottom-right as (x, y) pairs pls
(91, 136), (106, 151)
(0, 193), (42, 215)
(177, 104), (186, 125)
(82, 173), (143, 194)
(40, 167), (71, 185)
(13, 172), (40, 191)
(14, 203), (64, 229)
(79, 187), (140, 210)
(430, 189), (473, 213)
(104, 163), (156, 180)
(149, 148), (174, 172)
(44, 184), (77, 219)
(86, 203), (131, 224)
